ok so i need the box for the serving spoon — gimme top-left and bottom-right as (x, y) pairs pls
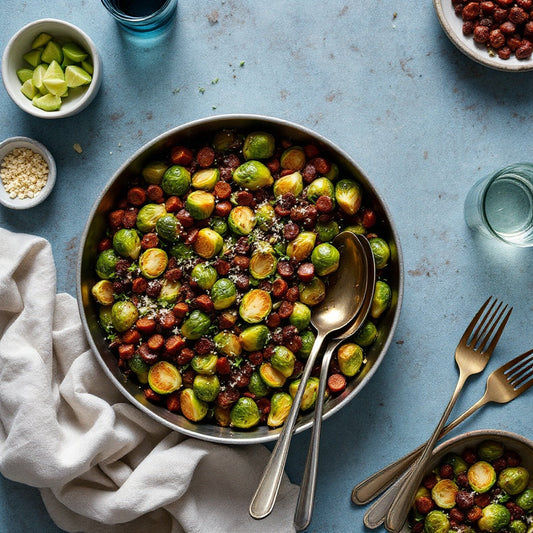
(249, 231), (371, 520)
(293, 233), (376, 531)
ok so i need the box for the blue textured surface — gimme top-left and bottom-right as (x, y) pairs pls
(2, 1), (533, 532)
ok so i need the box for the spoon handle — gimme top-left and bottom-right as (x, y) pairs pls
(293, 339), (340, 531)
(249, 332), (327, 520)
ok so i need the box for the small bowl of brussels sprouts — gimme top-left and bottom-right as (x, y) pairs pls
(405, 429), (533, 533)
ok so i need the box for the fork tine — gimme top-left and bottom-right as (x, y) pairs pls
(505, 350), (533, 379)
(460, 296), (494, 345)
(500, 349), (533, 373)
(478, 304), (512, 354)
(514, 369), (533, 389)
(471, 301), (506, 350)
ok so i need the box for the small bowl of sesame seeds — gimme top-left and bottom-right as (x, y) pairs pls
(0, 136), (56, 209)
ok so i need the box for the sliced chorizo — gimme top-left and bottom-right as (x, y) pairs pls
(170, 146), (194, 166)
(127, 187), (147, 206)
(214, 181), (232, 199)
(136, 317), (157, 335)
(197, 146), (215, 167)
(297, 262), (315, 282)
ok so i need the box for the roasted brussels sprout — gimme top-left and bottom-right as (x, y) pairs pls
(354, 321), (378, 347)
(239, 289), (272, 323)
(270, 346), (296, 378)
(211, 278), (237, 310)
(273, 171), (303, 198)
(228, 206), (256, 236)
(181, 310), (212, 340)
(158, 278), (181, 304)
(193, 227), (223, 259)
(255, 202), (276, 230)
(91, 279), (114, 305)
(191, 262), (218, 290)
(311, 242), (340, 276)
(142, 160), (168, 184)
(431, 479), (458, 509)
(214, 406), (231, 427)
(180, 388), (208, 422)
(287, 231), (316, 262)
(191, 353), (218, 375)
(148, 361), (182, 394)
(423, 510), (450, 533)
(155, 214), (180, 243)
(478, 440), (505, 461)
(191, 168), (220, 191)
(239, 324), (270, 351)
(230, 397), (260, 429)
(307, 177), (335, 203)
(344, 223), (366, 235)
(212, 129), (241, 152)
(210, 216), (228, 236)
(267, 392), (293, 427)
(139, 248), (168, 279)
(288, 377), (320, 411)
(113, 228), (141, 260)
(337, 343), (364, 377)
(498, 467), (530, 495)
(185, 190), (215, 220)
(442, 453), (469, 475)
(478, 503), (511, 532)
(169, 241), (195, 263)
(369, 237), (391, 270)
(232, 160), (274, 190)
(136, 203), (167, 232)
(128, 353), (149, 384)
(510, 521), (527, 533)
(515, 488), (533, 511)
(96, 249), (119, 280)
(335, 179), (362, 215)
(213, 330), (242, 357)
(193, 374), (220, 402)
(324, 162), (339, 181)
(248, 371), (270, 398)
(299, 277), (326, 306)
(250, 248), (277, 279)
(280, 146), (306, 171)
(111, 300), (139, 333)
(259, 362), (286, 388)
(242, 131), (275, 160)
(161, 165), (191, 196)
(371, 280), (392, 319)
(298, 330), (315, 358)
(315, 220), (340, 242)
(289, 302), (311, 331)
(98, 305), (114, 333)
(468, 461), (497, 493)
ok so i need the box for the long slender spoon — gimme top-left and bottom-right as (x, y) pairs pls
(249, 231), (368, 520)
(294, 234), (376, 531)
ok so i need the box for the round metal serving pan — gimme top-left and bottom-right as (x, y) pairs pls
(77, 114), (404, 444)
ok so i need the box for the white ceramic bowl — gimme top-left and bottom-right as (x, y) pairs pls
(2, 19), (102, 118)
(0, 136), (56, 209)
(434, 0), (533, 72)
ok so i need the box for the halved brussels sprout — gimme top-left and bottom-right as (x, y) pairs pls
(139, 248), (168, 279)
(248, 371), (270, 398)
(316, 220), (340, 242)
(239, 289), (272, 323)
(193, 227), (224, 259)
(148, 361), (182, 394)
(230, 397), (260, 429)
(267, 392), (293, 427)
(280, 146), (306, 171)
(442, 453), (469, 475)
(193, 374), (220, 402)
(169, 241), (195, 263)
(299, 277), (326, 306)
(155, 214), (180, 243)
(242, 131), (275, 160)
(478, 440), (505, 461)
(431, 479), (458, 509)
(142, 160), (168, 184)
(128, 353), (149, 384)
(287, 231), (316, 262)
(211, 278), (237, 310)
(99, 305), (114, 333)
(113, 228), (141, 260)
(273, 171), (303, 198)
(423, 510), (450, 533)
(136, 203), (167, 232)
(335, 179), (362, 215)
(478, 504), (511, 532)
(515, 488), (533, 511)
(96, 249), (119, 280)
(212, 129), (241, 152)
(259, 362), (286, 388)
(270, 346), (296, 378)
(111, 300), (139, 333)
(311, 242), (340, 276)
(181, 310), (211, 340)
(250, 249), (277, 279)
(213, 331), (242, 357)
(192, 168), (220, 191)
(191, 353), (218, 375)
(214, 406), (231, 427)
(158, 278), (181, 304)
(186, 190), (215, 220)
(498, 467), (530, 495)
(354, 321), (378, 347)
(239, 325), (270, 351)
(255, 202), (276, 230)
(298, 330), (315, 358)
(307, 177), (335, 203)
(371, 280), (392, 319)
(344, 223), (366, 235)
(161, 165), (191, 196)
(337, 342), (364, 377)
(468, 461), (497, 493)
(369, 237), (391, 270)
(288, 377), (320, 411)
(232, 160), (274, 190)
(191, 262), (218, 290)
(289, 302), (311, 331)
(180, 388), (208, 422)
(228, 206), (256, 236)
(210, 216), (228, 235)
(324, 162), (339, 181)
(91, 280), (115, 305)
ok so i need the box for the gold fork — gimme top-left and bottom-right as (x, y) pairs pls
(359, 348), (533, 528)
(384, 297), (512, 532)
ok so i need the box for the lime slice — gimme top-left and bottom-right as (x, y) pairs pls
(23, 48), (42, 68)
(32, 93), (62, 111)
(17, 68), (34, 83)
(65, 65), (92, 88)
(20, 79), (38, 100)
(62, 42), (88, 63)
(32, 64), (48, 93)
(41, 40), (63, 64)
(31, 32), (52, 50)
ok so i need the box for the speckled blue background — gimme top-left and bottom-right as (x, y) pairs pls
(1, 1), (533, 532)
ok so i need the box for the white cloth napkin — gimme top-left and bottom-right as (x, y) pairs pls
(0, 228), (298, 533)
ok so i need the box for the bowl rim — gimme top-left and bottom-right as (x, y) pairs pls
(0, 136), (56, 209)
(76, 113), (404, 444)
(1, 18), (102, 119)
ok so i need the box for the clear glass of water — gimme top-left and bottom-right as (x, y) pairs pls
(464, 163), (533, 247)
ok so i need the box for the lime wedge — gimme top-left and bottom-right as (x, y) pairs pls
(32, 93), (62, 111)
(32, 64), (48, 93)
(31, 32), (52, 50)
(20, 79), (38, 100)
(43, 61), (67, 96)
(81, 60), (93, 75)
(23, 48), (42, 68)
(65, 65), (92, 88)
(41, 40), (63, 64)
(17, 68), (34, 83)
(62, 42), (88, 63)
